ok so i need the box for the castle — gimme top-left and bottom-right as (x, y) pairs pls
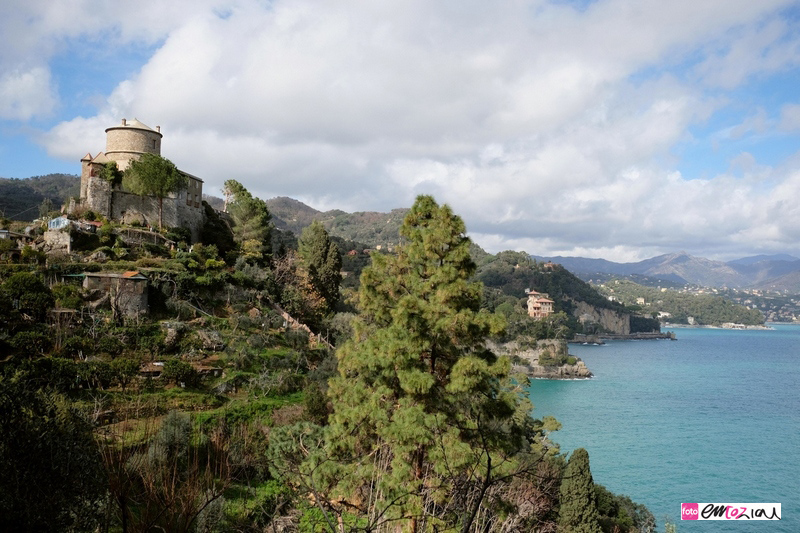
(76, 119), (205, 240)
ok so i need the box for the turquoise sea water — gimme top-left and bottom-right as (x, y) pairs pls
(528, 325), (800, 532)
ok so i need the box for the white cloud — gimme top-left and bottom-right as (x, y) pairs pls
(0, 67), (57, 120)
(25, 0), (800, 261)
(779, 103), (800, 131)
(694, 16), (800, 89)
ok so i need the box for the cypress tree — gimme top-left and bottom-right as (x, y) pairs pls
(323, 195), (531, 531)
(558, 448), (602, 533)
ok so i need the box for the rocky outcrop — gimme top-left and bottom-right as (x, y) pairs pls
(572, 300), (630, 335)
(524, 360), (592, 379)
(491, 339), (593, 379)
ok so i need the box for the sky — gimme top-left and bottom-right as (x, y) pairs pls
(2, 0), (800, 262)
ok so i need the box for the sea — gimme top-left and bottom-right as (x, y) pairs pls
(527, 324), (800, 532)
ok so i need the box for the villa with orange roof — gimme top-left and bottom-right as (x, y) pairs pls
(526, 289), (555, 319)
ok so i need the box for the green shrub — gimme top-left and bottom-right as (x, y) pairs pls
(161, 359), (199, 387)
(165, 226), (191, 245)
(60, 336), (92, 358)
(51, 283), (83, 309)
(284, 330), (309, 350)
(96, 335), (124, 356)
(9, 330), (52, 357)
(70, 230), (101, 251)
(135, 257), (165, 268)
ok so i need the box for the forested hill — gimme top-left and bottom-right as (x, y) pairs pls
(266, 196), (409, 249)
(0, 174), (79, 220)
(264, 199), (641, 321)
(475, 250), (630, 313)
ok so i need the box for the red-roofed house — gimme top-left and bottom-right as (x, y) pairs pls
(527, 289), (555, 319)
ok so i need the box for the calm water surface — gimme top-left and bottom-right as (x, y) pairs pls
(528, 325), (800, 532)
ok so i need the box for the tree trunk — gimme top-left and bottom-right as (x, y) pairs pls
(158, 196), (163, 230)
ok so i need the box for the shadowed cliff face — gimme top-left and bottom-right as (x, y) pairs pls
(572, 300), (630, 335)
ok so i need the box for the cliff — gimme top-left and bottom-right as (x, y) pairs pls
(572, 300), (630, 335)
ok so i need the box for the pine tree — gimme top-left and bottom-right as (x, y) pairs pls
(298, 221), (342, 312)
(323, 195), (531, 532)
(558, 448), (602, 533)
(224, 179), (272, 263)
(124, 154), (187, 230)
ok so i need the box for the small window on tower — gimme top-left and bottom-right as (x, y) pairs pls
(152, 139), (157, 149)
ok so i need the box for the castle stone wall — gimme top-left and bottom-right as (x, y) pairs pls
(85, 175), (112, 218)
(110, 189), (203, 240)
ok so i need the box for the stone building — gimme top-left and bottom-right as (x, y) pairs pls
(83, 270), (149, 317)
(77, 119), (205, 240)
(526, 289), (554, 319)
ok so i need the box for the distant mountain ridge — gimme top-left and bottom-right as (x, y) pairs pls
(265, 197), (800, 291)
(534, 252), (800, 290)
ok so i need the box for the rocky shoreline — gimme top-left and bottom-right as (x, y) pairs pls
(515, 360), (593, 379)
(492, 339), (593, 380)
(570, 331), (677, 343)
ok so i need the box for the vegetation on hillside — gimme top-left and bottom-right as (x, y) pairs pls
(0, 174), (79, 221)
(597, 279), (765, 326)
(0, 188), (655, 532)
(473, 251), (660, 337)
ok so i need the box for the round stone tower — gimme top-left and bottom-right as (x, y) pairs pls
(104, 118), (163, 170)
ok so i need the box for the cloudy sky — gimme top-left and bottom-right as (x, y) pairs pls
(2, 0), (800, 261)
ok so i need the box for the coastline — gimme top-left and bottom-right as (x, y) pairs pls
(663, 323), (773, 330)
(570, 332), (676, 344)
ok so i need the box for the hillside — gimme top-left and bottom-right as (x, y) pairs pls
(752, 270), (800, 293)
(265, 196), (408, 249)
(595, 279), (765, 326)
(0, 174), (79, 220)
(0, 192), (653, 532)
(537, 251), (800, 289)
(475, 251), (660, 335)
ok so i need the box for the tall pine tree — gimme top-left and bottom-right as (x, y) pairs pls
(322, 195), (533, 532)
(298, 221), (342, 313)
(223, 179), (272, 263)
(558, 448), (602, 533)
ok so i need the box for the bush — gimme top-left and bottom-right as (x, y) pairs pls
(136, 257), (165, 268)
(20, 246), (46, 265)
(96, 335), (123, 356)
(303, 381), (329, 426)
(110, 357), (140, 390)
(284, 330), (309, 350)
(51, 283), (83, 309)
(60, 336), (92, 359)
(9, 330), (52, 357)
(70, 230), (101, 252)
(161, 359), (199, 387)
